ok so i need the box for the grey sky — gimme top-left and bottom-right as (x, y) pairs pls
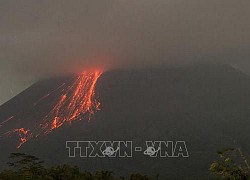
(1, 0), (250, 104)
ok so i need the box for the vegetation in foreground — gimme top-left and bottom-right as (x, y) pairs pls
(0, 153), (159, 180)
(210, 148), (250, 180)
(0, 148), (250, 180)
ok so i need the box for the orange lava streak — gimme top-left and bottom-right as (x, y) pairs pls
(0, 69), (103, 148)
(5, 128), (33, 148)
(41, 70), (103, 134)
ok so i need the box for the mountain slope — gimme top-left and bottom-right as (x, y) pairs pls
(1, 64), (250, 179)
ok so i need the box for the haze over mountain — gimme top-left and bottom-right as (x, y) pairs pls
(0, 64), (250, 179)
(1, 0), (250, 105)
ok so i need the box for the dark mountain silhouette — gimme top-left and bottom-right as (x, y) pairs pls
(1, 64), (250, 179)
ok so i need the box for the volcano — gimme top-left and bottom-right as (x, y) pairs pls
(0, 70), (103, 148)
(1, 64), (250, 179)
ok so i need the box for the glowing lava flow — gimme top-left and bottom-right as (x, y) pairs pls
(0, 70), (103, 148)
(5, 128), (33, 148)
(40, 70), (103, 134)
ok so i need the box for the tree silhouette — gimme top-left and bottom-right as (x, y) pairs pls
(210, 148), (250, 180)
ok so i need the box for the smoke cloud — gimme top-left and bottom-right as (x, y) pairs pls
(1, 0), (250, 103)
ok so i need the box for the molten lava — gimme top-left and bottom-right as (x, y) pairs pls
(5, 128), (33, 148)
(41, 70), (103, 134)
(0, 70), (103, 148)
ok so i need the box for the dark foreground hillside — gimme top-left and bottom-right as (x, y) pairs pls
(1, 64), (250, 179)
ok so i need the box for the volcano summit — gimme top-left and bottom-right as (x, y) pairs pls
(1, 64), (250, 179)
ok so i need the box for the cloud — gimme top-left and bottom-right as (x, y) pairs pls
(1, 0), (250, 78)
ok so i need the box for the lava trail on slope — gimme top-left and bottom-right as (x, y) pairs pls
(0, 70), (103, 148)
